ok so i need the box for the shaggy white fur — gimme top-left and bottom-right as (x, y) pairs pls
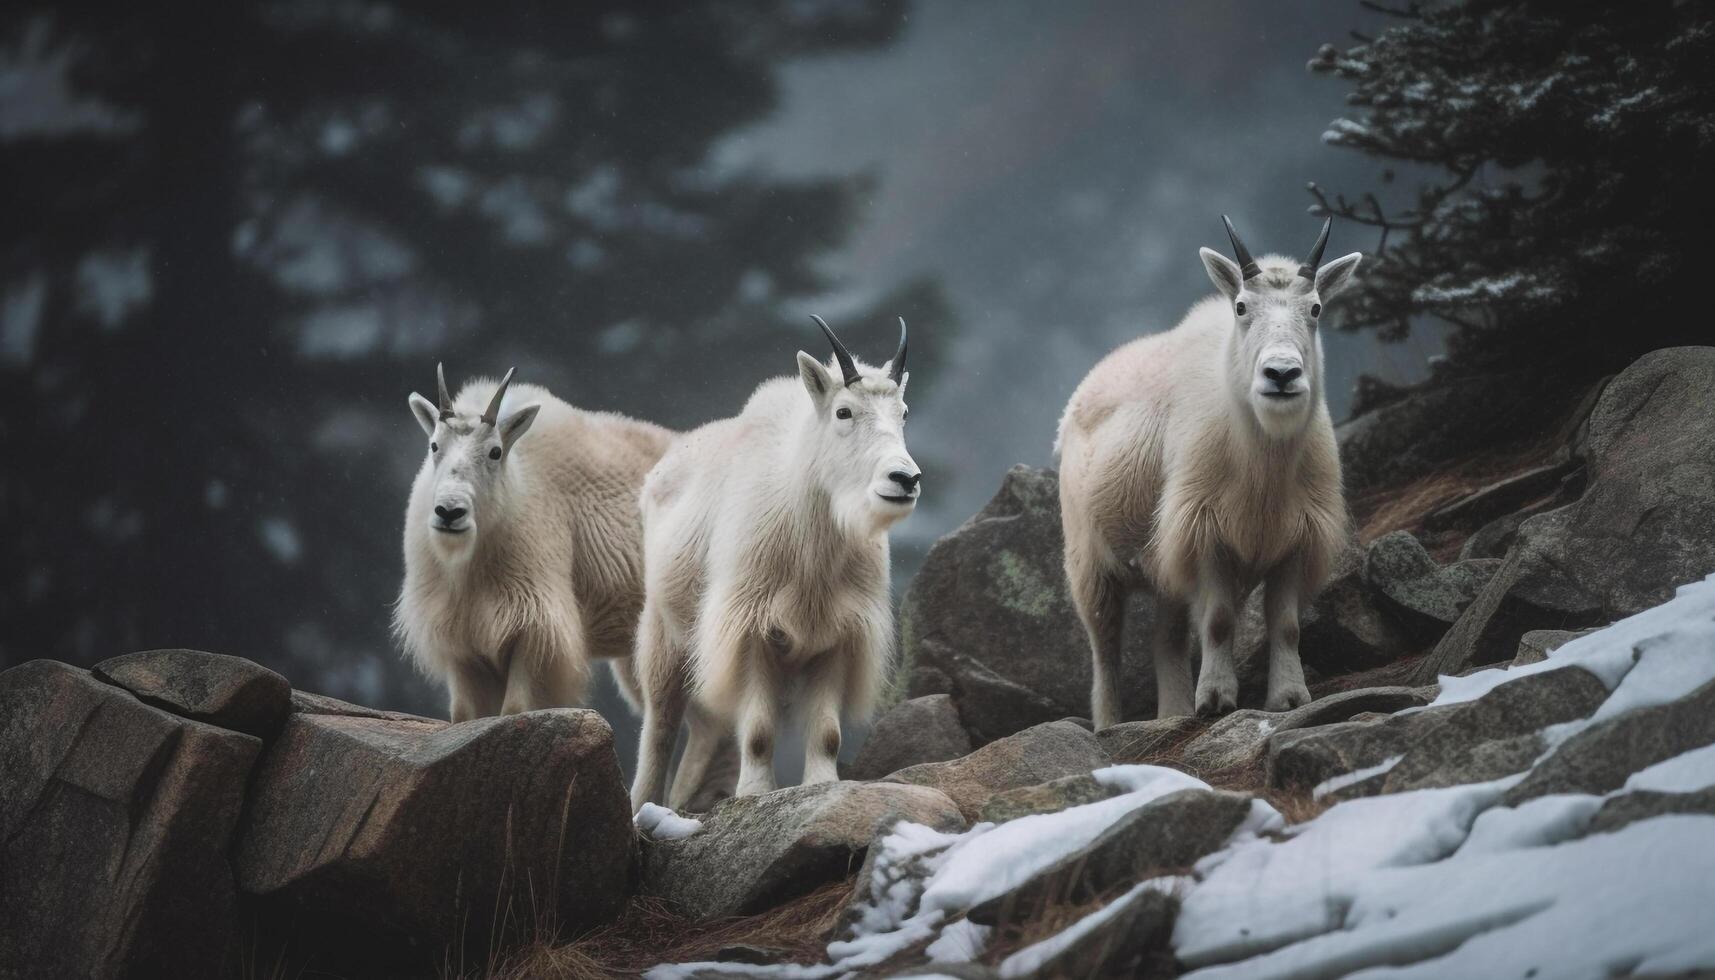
(1057, 229), (1359, 724)
(395, 369), (674, 722)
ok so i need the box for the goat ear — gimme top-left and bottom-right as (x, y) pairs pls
(498, 403), (540, 451)
(797, 351), (835, 406)
(1200, 247), (1243, 300)
(409, 393), (439, 437)
(1315, 252), (1363, 300)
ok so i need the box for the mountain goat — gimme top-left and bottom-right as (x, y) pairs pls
(394, 365), (675, 722)
(628, 316), (920, 811)
(1057, 217), (1358, 724)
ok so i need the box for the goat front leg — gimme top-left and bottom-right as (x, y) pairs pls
(798, 650), (852, 786)
(1263, 557), (1312, 712)
(500, 629), (590, 715)
(1151, 593), (1194, 718)
(1192, 554), (1241, 717)
(448, 657), (503, 723)
(733, 652), (782, 798)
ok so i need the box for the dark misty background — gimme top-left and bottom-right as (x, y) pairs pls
(1, 1), (1438, 736)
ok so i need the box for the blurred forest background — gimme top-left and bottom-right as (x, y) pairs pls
(4, 0), (1709, 745)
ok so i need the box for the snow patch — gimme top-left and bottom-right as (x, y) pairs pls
(1180, 817), (1715, 980)
(1176, 776), (1519, 966)
(997, 876), (1189, 978)
(1625, 742), (1715, 795)
(1312, 754), (1402, 800)
(1173, 573), (1715, 979)
(1432, 571), (1715, 711)
(923, 918), (989, 964)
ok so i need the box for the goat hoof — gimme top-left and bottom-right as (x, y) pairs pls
(1266, 684), (1311, 712)
(1194, 688), (1238, 717)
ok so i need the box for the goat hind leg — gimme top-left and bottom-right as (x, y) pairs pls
(1151, 594), (1194, 718)
(1070, 556), (1129, 730)
(630, 609), (686, 812)
(667, 707), (730, 810)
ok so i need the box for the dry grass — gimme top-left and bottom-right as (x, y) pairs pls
(473, 879), (856, 980)
(975, 880), (1182, 979)
(1350, 383), (1600, 559)
(1308, 655), (1431, 699)
(1351, 445), (1560, 549)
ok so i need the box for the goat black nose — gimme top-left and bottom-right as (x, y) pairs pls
(1264, 365), (1303, 385)
(889, 470), (921, 492)
(435, 505), (467, 523)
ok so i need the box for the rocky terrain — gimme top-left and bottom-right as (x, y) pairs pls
(4, 347), (1715, 979)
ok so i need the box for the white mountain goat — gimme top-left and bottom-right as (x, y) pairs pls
(1057, 217), (1358, 724)
(394, 365), (675, 722)
(627, 316), (920, 811)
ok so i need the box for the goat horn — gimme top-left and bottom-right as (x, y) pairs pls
(810, 314), (862, 387)
(436, 362), (455, 421)
(888, 317), (908, 385)
(481, 367), (516, 425)
(1299, 217), (1332, 281)
(1222, 215), (1262, 280)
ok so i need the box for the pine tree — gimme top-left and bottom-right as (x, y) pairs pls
(0, 2), (944, 708)
(1308, 0), (1715, 374)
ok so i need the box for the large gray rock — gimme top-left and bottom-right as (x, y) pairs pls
(1275, 685), (1431, 731)
(1265, 707), (1456, 796)
(884, 720), (1110, 821)
(641, 781), (964, 919)
(1, 660), (260, 979)
(290, 688), (434, 723)
(848, 694), (972, 781)
(1174, 687), (1432, 776)
(94, 648), (291, 741)
(1416, 510), (1609, 678)
(977, 773), (1121, 824)
(1295, 553), (1418, 674)
(1458, 506), (1541, 562)
(1097, 716), (1201, 764)
(1590, 787), (1715, 835)
(1337, 370), (1566, 497)
(968, 789), (1252, 928)
(1505, 676), (1715, 805)
(1422, 460), (1581, 534)
(1362, 532), (1500, 641)
(1418, 348), (1715, 681)
(901, 466), (1158, 740)
(991, 886), (1177, 979)
(1512, 628), (1595, 667)
(235, 707), (632, 972)
(1264, 667), (1608, 799)
(1178, 710), (1280, 773)
(1382, 667), (1610, 792)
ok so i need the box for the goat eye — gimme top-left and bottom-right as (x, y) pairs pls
(1235, 301), (1247, 316)
(836, 407), (852, 420)
(488, 446), (502, 460)
(1311, 303), (1322, 318)
(430, 442), (439, 453)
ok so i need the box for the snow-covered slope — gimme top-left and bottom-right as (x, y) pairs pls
(648, 572), (1715, 978)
